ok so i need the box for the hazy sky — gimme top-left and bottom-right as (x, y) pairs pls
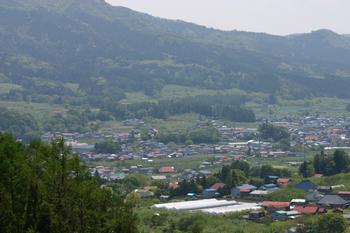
(106, 0), (349, 35)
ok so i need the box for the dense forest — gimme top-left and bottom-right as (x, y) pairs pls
(110, 95), (255, 122)
(0, 133), (137, 233)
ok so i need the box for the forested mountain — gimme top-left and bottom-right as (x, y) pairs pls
(1, 0), (350, 107)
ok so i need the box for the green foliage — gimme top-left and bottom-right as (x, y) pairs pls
(259, 122), (290, 142)
(43, 109), (90, 133)
(0, 107), (40, 142)
(188, 127), (221, 144)
(157, 127), (221, 145)
(309, 213), (347, 233)
(231, 160), (250, 177)
(0, 133), (137, 233)
(171, 179), (203, 197)
(260, 164), (292, 180)
(218, 163), (249, 189)
(0, 0), (350, 121)
(110, 95), (255, 122)
(313, 150), (350, 176)
(94, 140), (122, 154)
(299, 161), (315, 178)
(266, 188), (307, 202)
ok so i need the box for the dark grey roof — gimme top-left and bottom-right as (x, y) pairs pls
(318, 195), (348, 206)
(305, 191), (324, 202)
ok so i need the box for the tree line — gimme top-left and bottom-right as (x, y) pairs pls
(299, 149), (350, 177)
(108, 95), (256, 122)
(156, 127), (221, 145)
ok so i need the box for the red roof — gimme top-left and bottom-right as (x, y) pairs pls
(240, 189), (252, 193)
(262, 201), (290, 209)
(338, 191), (350, 196)
(294, 206), (326, 214)
(277, 178), (290, 184)
(159, 166), (175, 173)
(210, 182), (226, 190)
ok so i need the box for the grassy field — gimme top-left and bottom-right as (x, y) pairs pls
(246, 151), (317, 173)
(274, 97), (350, 117)
(145, 113), (201, 132)
(88, 153), (221, 171)
(136, 206), (314, 233)
(119, 85), (267, 103)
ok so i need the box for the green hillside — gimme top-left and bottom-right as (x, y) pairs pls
(1, 0), (350, 108)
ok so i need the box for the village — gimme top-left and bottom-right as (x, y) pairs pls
(40, 114), (350, 231)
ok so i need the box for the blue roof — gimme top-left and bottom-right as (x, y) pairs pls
(296, 180), (316, 191)
(204, 188), (217, 192)
(264, 184), (277, 188)
(268, 175), (279, 179)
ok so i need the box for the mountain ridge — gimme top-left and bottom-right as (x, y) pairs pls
(0, 0), (350, 107)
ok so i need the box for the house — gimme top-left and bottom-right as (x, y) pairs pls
(210, 182), (226, 191)
(249, 190), (269, 199)
(296, 180), (316, 191)
(159, 166), (175, 173)
(231, 184), (257, 197)
(244, 210), (266, 220)
(202, 188), (219, 198)
(318, 195), (349, 208)
(294, 206), (326, 215)
(261, 201), (290, 213)
(260, 184), (279, 192)
(305, 191), (324, 202)
(272, 210), (300, 220)
(338, 191), (350, 200)
(277, 178), (291, 187)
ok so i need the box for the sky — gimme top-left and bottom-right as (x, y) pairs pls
(106, 0), (349, 36)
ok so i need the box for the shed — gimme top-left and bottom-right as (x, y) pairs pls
(317, 186), (332, 194)
(202, 189), (219, 198)
(277, 178), (290, 187)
